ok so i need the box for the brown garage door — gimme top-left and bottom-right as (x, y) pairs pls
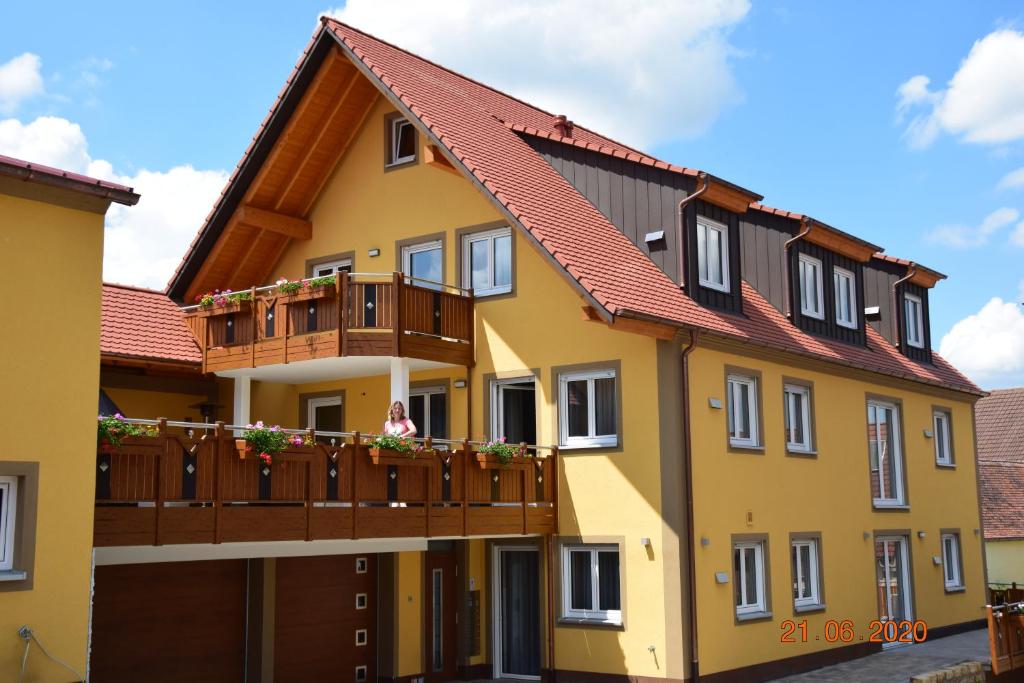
(91, 560), (248, 682)
(274, 554), (377, 683)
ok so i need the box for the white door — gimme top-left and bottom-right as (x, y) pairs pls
(875, 536), (913, 628)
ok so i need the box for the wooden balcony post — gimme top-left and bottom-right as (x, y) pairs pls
(550, 446), (559, 535)
(249, 286), (257, 368)
(521, 442), (529, 535)
(338, 271), (348, 357)
(283, 288), (290, 364)
(391, 272), (402, 355)
(424, 436), (433, 538)
(461, 439), (470, 536)
(155, 418), (168, 546)
(351, 431), (360, 540)
(214, 421), (224, 544)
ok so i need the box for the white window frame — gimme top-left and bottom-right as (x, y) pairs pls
(561, 545), (622, 625)
(387, 117), (416, 167)
(791, 539), (821, 608)
(798, 254), (825, 320)
(727, 374), (759, 448)
(311, 259), (352, 277)
(0, 476), (17, 572)
(941, 533), (963, 589)
(402, 240), (443, 285)
(462, 226), (512, 297)
(697, 216), (730, 293)
(833, 266), (857, 329)
(558, 369), (617, 448)
(409, 385), (446, 441)
(904, 293), (925, 348)
(867, 400), (906, 507)
(934, 410), (953, 466)
(306, 396), (342, 430)
(733, 541), (766, 616)
(783, 383), (813, 452)
(490, 377), (535, 444)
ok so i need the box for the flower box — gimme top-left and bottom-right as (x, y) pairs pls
(279, 285), (337, 305)
(368, 447), (434, 467)
(235, 438), (248, 459)
(474, 452), (532, 470)
(195, 299), (253, 318)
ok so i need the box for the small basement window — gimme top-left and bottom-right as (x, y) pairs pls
(387, 116), (417, 167)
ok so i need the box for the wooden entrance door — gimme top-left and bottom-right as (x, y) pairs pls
(425, 549), (458, 683)
(274, 554), (377, 683)
(90, 560), (248, 682)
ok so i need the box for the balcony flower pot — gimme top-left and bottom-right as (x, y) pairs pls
(280, 285), (337, 305)
(235, 439), (248, 459)
(196, 299), (253, 318)
(475, 440), (529, 469)
(368, 447), (433, 467)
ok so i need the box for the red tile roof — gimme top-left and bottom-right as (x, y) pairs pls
(101, 284), (200, 365)
(977, 388), (1024, 464)
(0, 154), (139, 205)
(979, 462), (1024, 540)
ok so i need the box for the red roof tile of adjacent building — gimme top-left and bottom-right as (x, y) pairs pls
(101, 283), (200, 365)
(0, 154), (139, 205)
(979, 462), (1024, 540)
(977, 388), (1024, 463)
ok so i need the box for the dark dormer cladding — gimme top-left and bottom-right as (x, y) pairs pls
(863, 259), (934, 364)
(788, 241), (867, 346)
(683, 200), (744, 314)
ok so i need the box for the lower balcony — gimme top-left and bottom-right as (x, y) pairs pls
(183, 272), (474, 374)
(94, 419), (557, 547)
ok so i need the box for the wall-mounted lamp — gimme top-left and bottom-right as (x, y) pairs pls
(923, 429), (933, 438)
(917, 531), (927, 539)
(700, 536), (710, 547)
(932, 555), (942, 566)
(715, 571), (729, 584)
(974, 528), (980, 536)
(453, 379), (467, 389)
(368, 248), (381, 258)
(640, 537), (651, 548)
(708, 397), (722, 409)
(863, 531), (871, 540)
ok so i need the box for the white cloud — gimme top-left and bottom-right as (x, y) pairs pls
(939, 297), (1024, 389)
(998, 167), (1024, 189)
(1011, 221), (1024, 247)
(897, 29), (1024, 148)
(0, 53), (44, 114)
(322, 0), (751, 149)
(926, 207), (1019, 248)
(0, 115), (227, 290)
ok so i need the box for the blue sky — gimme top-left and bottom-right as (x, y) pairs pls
(2, 1), (1023, 387)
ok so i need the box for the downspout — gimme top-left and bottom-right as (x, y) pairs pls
(677, 173), (709, 289)
(782, 218), (812, 318)
(680, 328), (700, 682)
(892, 263), (918, 347)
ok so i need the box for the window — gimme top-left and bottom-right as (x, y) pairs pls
(462, 227), (512, 296)
(409, 386), (447, 441)
(558, 369), (617, 448)
(490, 378), (537, 446)
(867, 400), (905, 506)
(402, 240), (443, 286)
(783, 384), (813, 453)
(833, 267), (857, 329)
(387, 116), (416, 167)
(934, 410), (953, 466)
(941, 533), (963, 589)
(727, 374), (759, 448)
(0, 476), (16, 572)
(791, 539), (821, 608)
(904, 293), (924, 348)
(562, 545), (621, 624)
(312, 259), (352, 278)
(798, 254), (824, 319)
(697, 217), (730, 292)
(733, 541), (766, 616)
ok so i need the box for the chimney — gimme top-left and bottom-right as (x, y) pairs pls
(553, 114), (574, 139)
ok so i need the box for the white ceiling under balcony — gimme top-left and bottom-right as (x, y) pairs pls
(215, 355), (454, 384)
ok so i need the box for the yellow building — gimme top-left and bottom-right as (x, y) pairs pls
(0, 156), (138, 682)
(17, 19), (986, 683)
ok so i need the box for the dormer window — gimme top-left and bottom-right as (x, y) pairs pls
(798, 254), (824, 319)
(904, 293), (924, 348)
(386, 115), (417, 167)
(697, 217), (729, 293)
(833, 266), (857, 329)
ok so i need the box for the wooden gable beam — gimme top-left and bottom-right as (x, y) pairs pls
(235, 205), (312, 240)
(581, 305), (677, 340)
(424, 144), (463, 177)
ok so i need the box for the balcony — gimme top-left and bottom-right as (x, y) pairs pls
(183, 273), (474, 374)
(94, 420), (558, 547)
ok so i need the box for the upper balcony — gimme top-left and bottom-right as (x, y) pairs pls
(182, 272), (474, 374)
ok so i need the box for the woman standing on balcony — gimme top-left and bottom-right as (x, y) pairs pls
(384, 401), (417, 438)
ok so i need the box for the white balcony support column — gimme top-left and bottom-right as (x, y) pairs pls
(390, 357), (411, 409)
(233, 375), (252, 436)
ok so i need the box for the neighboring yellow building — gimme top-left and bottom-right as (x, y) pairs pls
(975, 388), (1024, 594)
(0, 156), (138, 682)
(9, 19), (989, 683)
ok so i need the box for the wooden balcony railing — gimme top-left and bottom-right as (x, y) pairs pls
(986, 600), (1024, 675)
(94, 419), (557, 547)
(183, 273), (474, 373)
